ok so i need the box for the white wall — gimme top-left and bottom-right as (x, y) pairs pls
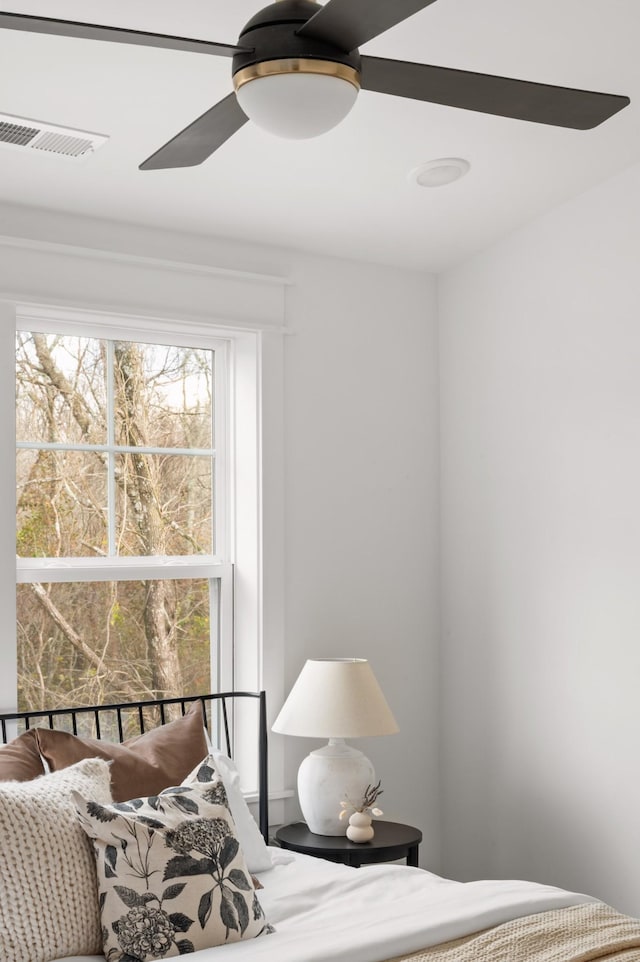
(281, 256), (440, 862)
(438, 160), (640, 914)
(0, 206), (440, 869)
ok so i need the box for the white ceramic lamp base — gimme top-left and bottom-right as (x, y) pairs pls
(297, 738), (375, 835)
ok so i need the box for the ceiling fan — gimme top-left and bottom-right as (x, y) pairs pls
(0, 0), (630, 171)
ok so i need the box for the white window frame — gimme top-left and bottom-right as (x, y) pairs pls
(14, 306), (259, 699)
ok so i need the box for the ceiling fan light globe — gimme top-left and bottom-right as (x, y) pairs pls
(234, 65), (359, 139)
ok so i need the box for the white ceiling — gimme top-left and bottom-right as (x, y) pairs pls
(0, 0), (638, 271)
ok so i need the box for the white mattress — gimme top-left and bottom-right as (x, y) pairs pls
(57, 847), (594, 962)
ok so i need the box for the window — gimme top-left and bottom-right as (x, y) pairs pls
(16, 324), (232, 711)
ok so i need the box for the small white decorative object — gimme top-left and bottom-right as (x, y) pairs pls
(346, 811), (374, 843)
(340, 781), (384, 843)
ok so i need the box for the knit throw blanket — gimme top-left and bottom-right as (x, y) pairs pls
(385, 903), (640, 962)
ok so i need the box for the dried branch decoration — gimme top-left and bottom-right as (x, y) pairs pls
(339, 780), (384, 819)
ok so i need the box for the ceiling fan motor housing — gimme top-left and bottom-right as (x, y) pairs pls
(232, 0), (361, 79)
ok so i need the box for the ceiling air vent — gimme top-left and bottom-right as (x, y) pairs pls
(0, 113), (108, 160)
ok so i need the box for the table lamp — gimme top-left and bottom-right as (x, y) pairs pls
(272, 658), (399, 835)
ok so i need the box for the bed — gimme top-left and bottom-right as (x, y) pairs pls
(1, 691), (640, 962)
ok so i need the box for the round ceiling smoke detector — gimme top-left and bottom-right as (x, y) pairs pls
(409, 157), (470, 187)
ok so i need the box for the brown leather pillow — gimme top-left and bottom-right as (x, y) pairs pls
(35, 701), (208, 802)
(0, 729), (45, 782)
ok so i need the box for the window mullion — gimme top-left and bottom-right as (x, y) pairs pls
(106, 339), (116, 557)
(16, 441), (216, 457)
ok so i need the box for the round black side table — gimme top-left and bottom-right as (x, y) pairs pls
(275, 820), (422, 868)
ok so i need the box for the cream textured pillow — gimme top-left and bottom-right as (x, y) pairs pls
(0, 757), (113, 962)
(73, 756), (271, 961)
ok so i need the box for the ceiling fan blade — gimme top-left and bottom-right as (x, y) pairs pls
(360, 56), (630, 129)
(0, 12), (250, 58)
(140, 94), (248, 170)
(296, 0), (439, 53)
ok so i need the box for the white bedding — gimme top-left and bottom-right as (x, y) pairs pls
(56, 848), (595, 962)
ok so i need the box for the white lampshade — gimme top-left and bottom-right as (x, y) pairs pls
(273, 659), (398, 835)
(273, 658), (399, 737)
(233, 61), (360, 140)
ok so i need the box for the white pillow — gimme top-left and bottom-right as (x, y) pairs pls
(0, 757), (113, 962)
(184, 750), (273, 873)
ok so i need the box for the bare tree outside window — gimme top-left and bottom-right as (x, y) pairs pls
(16, 332), (217, 711)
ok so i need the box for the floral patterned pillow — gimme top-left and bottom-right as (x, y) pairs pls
(73, 757), (271, 961)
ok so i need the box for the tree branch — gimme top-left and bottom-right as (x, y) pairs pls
(29, 582), (138, 699)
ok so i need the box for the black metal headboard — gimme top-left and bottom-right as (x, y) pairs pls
(0, 690), (269, 842)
